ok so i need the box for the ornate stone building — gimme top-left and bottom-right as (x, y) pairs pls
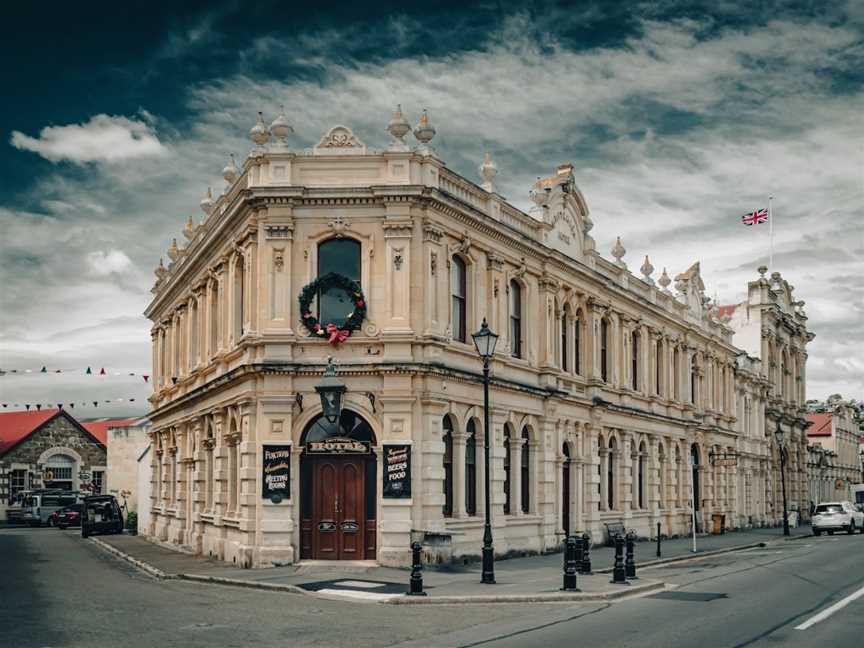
(144, 109), (801, 567)
(806, 399), (863, 504)
(723, 271), (814, 525)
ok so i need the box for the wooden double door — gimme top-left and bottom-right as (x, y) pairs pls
(301, 456), (375, 560)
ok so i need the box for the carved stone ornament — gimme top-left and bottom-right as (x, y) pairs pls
(454, 233), (471, 255)
(273, 248), (285, 272)
(512, 257), (528, 279)
(430, 251), (437, 276)
(393, 247), (404, 271)
(328, 215), (348, 237)
(313, 125), (367, 155)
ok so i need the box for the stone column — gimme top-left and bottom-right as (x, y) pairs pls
(382, 214), (413, 336)
(422, 222), (444, 337)
(452, 432), (467, 518)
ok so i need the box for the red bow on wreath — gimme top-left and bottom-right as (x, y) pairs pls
(326, 323), (350, 346)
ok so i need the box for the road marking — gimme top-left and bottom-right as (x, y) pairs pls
(795, 584), (864, 630)
(317, 588), (401, 601)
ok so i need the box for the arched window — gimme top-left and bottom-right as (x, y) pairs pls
(234, 253), (245, 339)
(638, 441), (646, 509)
(607, 437), (617, 510)
(600, 319), (609, 382)
(673, 347), (680, 400)
(442, 416), (454, 517)
(510, 280), (522, 358)
(562, 442), (571, 536)
(465, 419), (477, 516)
(561, 309), (569, 371)
(318, 238), (361, 328)
(451, 256), (467, 342)
(210, 282), (219, 355)
(658, 442), (667, 509)
(574, 309), (582, 375)
(631, 330), (639, 390)
(503, 424), (513, 514)
(521, 427), (531, 513)
(655, 340), (662, 396)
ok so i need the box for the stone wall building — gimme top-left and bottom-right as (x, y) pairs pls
(722, 270), (814, 525)
(0, 409), (108, 519)
(806, 400), (862, 504)
(144, 110), (808, 567)
(99, 417), (150, 512)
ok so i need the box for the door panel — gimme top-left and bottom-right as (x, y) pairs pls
(313, 460), (339, 559)
(339, 460), (364, 559)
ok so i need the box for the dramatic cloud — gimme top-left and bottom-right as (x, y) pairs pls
(2, 3), (862, 413)
(86, 249), (134, 276)
(10, 114), (167, 164)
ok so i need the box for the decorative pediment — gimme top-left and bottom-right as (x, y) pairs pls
(313, 125), (367, 155)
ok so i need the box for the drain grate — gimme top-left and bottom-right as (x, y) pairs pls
(649, 591), (728, 602)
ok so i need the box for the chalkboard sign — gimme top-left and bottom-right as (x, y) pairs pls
(383, 444), (411, 498)
(262, 444), (291, 502)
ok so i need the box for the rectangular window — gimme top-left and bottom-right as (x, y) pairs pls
(451, 257), (467, 343)
(510, 282), (521, 358)
(10, 469), (27, 499)
(465, 435), (477, 516)
(92, 471), (104, 495)
(561, 316), (568, 371)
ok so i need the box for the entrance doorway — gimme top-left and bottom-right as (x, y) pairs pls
(300, 410), (377, 560)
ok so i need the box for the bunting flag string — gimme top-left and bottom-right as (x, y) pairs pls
(0, 367), (149, 382)
(2, 397), (143, 411)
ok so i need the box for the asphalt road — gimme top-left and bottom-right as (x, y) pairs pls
(1, 527), (862, 648)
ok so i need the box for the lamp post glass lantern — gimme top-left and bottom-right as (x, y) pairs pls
(774, 426), (790, 536)
(472, 318), (498, 584)
(316, 356), (347, 423)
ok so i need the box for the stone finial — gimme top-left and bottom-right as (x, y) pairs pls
(386, 104), (411, 151)
(167, 238), (180, 262)
(199, 187), (213, 215)
(757, 265), (768, 279)
(413, 109), (436, 146)
(154, 257), (167, 279)
(269, 105), (293, 149)
(611, 236), (626, 268)
(250, 111), (270, 149)
(640, 255), (655, 284)
(222, 153), (238, 186)
(479, 152), (498, 192)
(183, 215), (195, 240)
(658, 267), (671, 293)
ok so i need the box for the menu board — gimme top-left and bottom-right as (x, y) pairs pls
(262, 444), (291, 502)
(383, 444), (411, 498)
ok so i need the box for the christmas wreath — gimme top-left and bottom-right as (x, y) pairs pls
(299, 272), (366, 346)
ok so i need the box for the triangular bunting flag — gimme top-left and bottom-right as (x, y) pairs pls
(26, 404), (31, 410)
(40, 366), (47, 373)
(55, 369), (62, 373)
(36, 404), (42, 410)
(86, 367), (92, 374)
(100, 367), (107, 375)
(143, 375), (149, 382)
(58, 403), (63, 409)
(69, 403), (75, 409)
(93, 401), (98, 408)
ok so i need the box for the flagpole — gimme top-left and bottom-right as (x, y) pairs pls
(768, 195), (774, 270)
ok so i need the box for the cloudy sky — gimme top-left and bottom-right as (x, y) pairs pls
(1, 0), (861, 416)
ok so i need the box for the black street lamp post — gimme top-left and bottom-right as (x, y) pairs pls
(774, 425), (791, 537)
(472, 318), (499, 585)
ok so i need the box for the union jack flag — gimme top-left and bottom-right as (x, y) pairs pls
(741, 208), (768, 226)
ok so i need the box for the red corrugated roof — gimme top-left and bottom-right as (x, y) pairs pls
(716, 304), (739, 318)
(0, 409), (62, 454)
(806, 413), (833, 437)
(81, 418), (141, 445)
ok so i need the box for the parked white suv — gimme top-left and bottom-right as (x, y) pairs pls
(812, 501), (864, 536)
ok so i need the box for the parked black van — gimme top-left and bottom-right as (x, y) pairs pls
(81, 495), (124, 538)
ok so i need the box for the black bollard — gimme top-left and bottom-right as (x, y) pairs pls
(561, 536), (580, 591)
(580, 532), (593, 574)
(656, 522), (662, 558)
(610, 534), (628, 585)
(625, 531), (638, 580)
(408, 541), (427, 596)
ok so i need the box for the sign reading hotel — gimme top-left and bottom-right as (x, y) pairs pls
(306, 437), (369, 454)
(383, 444), (411, 498)
(262, 444), (291, 501)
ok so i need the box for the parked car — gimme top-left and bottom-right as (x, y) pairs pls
(22, 491), (82, 527)
(812, 501), (864, 535)
(53, 503), (84, 529)
(81, 495), (124, 538)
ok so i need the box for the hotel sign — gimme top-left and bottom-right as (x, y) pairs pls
(306, 437), (369, 454)
(262, 444), (291, 502)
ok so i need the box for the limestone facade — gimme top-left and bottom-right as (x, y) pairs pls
(144, 114), (810, 567)
(806, 400), (863, 504)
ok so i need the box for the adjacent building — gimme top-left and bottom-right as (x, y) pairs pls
(142, 110), (809, 568)
(0, 408), (108, 519)
(806, 399), (862, 504)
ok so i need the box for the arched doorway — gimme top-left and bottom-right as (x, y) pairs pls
(562, 443), (571, 536)
(690, 444), (701, 512)
(299, 410), (376, 560)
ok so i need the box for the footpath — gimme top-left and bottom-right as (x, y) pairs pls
(90, 525), (811, 604)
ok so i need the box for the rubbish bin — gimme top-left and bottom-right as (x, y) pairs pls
(711, 514), (726, 535)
